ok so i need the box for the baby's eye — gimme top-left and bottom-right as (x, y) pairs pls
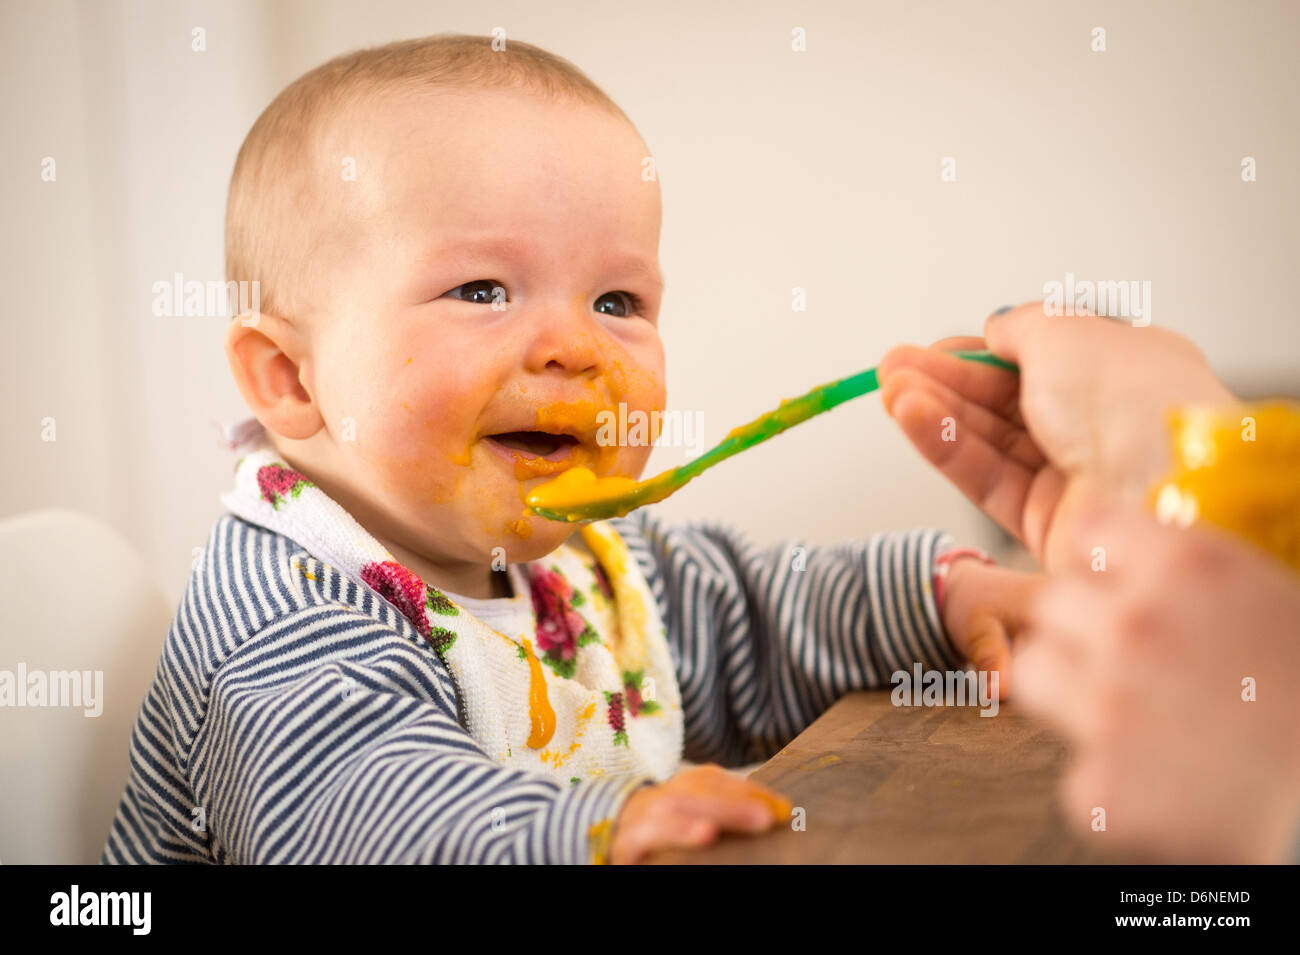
(442, 280), (508, 306)
(593, 291), (643, 318)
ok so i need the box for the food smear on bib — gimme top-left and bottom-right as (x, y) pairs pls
(521, 638), (557, 749)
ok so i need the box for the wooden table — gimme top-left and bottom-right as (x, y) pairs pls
(650, 690), (1108, 863)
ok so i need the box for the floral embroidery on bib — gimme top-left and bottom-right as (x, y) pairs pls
(529, 565), (600, 678)
(256, 463), (313, 509)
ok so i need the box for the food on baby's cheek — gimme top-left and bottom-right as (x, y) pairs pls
(447, 443), (471, 467)
(1151, 401), (1300, 573)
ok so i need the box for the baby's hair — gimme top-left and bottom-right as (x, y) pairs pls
(225, 33), (634, 324)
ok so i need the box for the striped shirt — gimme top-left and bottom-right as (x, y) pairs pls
(101, 509), (960, 864)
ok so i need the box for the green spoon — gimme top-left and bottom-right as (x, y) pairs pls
(525, 349), (1018, 523)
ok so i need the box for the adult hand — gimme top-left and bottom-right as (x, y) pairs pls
(878, 305), (1235, 570)
(1015, 502), (1300, 863)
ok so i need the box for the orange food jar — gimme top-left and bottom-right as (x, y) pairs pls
(1151, 401), (1300, 573)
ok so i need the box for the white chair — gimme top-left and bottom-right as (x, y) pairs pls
(0, 509), (172, 863)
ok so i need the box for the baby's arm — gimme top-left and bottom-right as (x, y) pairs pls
(613, 509), (966, 766)
(190, 605), (648, 864)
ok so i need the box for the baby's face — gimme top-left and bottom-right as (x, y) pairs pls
(305, 87), (665, 570)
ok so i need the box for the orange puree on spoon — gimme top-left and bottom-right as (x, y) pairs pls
(525, 467), (669, 520)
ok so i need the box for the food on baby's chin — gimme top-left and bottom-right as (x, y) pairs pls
(1151, 401), (1300, 573)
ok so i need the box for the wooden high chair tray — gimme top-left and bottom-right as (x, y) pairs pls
(648, 690), (1108, 864)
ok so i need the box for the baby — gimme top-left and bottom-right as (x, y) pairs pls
(102, 34), (1038, 865)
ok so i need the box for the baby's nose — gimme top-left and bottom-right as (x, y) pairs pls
(523, 301), (604, 375)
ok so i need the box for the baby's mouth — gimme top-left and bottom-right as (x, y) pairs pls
(486, 430), (580, 461)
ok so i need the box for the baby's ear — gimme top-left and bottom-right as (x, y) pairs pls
(225, 312), (323, 441)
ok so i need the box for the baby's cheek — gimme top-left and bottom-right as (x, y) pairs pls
(623, 372), (668, 477)
(597, 340), (666, 453)
(363, 439), (466, 512)
(352, 391), (476, 504)
(608, 339), (665, 405)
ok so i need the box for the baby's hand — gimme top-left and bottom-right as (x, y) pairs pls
(609, 765), (792, 864)
(940, 558), (1042, 699)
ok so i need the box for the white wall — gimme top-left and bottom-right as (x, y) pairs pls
(3, 0), (1298, 603)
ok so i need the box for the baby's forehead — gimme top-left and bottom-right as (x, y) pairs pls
(290, 82), (659, 298)
(310, 85), (610, 204)
(317, 83), (653, 216)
